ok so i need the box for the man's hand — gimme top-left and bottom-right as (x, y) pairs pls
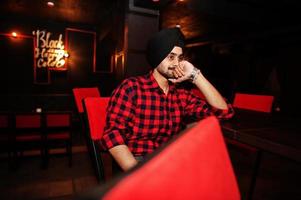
(168, 61), (196, 83)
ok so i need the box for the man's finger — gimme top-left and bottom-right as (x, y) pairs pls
(172, 71), (179, 78)
(173, 68), (182, 78)
(168, 77), (186, 83)
(176, 67), (185, 76)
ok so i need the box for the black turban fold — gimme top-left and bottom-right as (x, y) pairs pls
(146, 27), (185, 69)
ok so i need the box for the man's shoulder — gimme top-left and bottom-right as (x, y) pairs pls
(114, 75), (146, 94)
(120, 74), (149, 87)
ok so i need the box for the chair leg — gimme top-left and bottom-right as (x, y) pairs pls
(42, 143), (49, 169)
(91, 142), (105, 182)
(7, 150), (12, 169)
(247, 150), (262, 200)
(11, 148), (18, 170)
(7, 145), (14, 170)
(14, 149), (24, 170)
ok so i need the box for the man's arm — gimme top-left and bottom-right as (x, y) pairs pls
(192, 70), (228, 110)
(100, 79), (138, 171)
(109, 145), (138, 171)
(169, 60), (228, 110)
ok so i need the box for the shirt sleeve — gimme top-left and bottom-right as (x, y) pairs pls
(100, 79), (136, 150)
(181, 89), (235, 122)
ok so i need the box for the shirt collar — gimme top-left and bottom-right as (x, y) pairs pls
(144, 71), (176, 93)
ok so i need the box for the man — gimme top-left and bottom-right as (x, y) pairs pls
(100, 27), (234, 171)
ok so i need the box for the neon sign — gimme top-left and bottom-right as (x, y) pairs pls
(32, 30), (67, 69)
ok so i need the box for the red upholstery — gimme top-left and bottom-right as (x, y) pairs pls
(45, 113), (71, 140)
(14, 113), (45, 168)
(83, 97), (110, 141)
(233, 93), (274, 113)
(15, 114), (41, 128)
(82, 97), (110, 182)
(103, 116), (240, 200)
(46, 113), (71, 127)
(15, 114), (42, 142)
(72, 87), (101, 113)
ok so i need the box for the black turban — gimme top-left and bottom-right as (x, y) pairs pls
(146, 27), (185, 69)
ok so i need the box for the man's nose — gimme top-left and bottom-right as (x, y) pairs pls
(172, 57), (180, 66)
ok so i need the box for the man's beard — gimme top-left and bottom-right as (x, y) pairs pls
(160, 70), (174, 79)
(162, 66), (176, 79)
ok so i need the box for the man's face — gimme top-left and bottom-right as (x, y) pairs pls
(156, 46), (184, 79)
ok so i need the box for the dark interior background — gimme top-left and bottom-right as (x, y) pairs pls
(0, 0), (300, 115)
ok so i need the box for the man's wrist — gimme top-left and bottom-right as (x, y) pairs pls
(189, 67), (201, 83)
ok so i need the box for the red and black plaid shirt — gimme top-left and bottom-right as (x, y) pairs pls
(100, 71), (234, 156)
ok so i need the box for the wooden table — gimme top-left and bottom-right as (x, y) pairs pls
(221, 109), (301, 199)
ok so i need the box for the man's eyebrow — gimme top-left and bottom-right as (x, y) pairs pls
(169, 52), (183, 56)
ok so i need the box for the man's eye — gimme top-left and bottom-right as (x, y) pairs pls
(168, 55), (175, 60)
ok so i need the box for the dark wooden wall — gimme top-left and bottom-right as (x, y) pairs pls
(1, 0), (301, 116)
(0, 8), (124, 112)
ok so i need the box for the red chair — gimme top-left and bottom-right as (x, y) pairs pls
(72, 87), (101, 114)
(82, 97), (110, 182)
(14, 113), (45, 168)
(233, 93), (274, 113)
(44, 112), (73, 167)
(83, 116), (240, 200)
(72, 87), (101, 145)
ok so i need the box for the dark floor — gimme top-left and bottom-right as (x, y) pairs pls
(0, 126), (97, 199)
(0, 148), (99, 200)
(0, 141), (300, 200)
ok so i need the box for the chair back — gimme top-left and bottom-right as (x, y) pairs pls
(15, 114), (42, 129)
(14, 113), (43, 145)
(233, 93), (274, 113)
(72, 87), (101, 113)
(100, 116), (240, 200)
(83, 97), (110, 141)
(82, 97), (110, 182)
(45, 112), (71, 128)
